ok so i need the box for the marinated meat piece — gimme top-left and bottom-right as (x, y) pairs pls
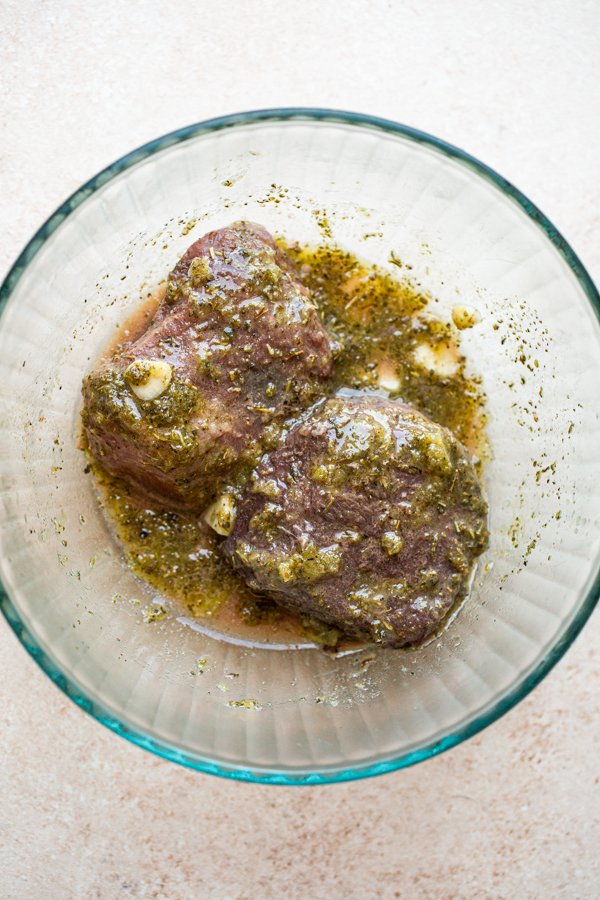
(223, 395), (488, 647)
(82, 222), (334, 510)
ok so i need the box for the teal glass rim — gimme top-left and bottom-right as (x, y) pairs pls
(1, 107), (599, 785)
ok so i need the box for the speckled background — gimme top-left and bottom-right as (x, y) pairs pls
(1, 2), (599, 898)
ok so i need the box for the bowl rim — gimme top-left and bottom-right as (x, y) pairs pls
(1, 107), (599, 786)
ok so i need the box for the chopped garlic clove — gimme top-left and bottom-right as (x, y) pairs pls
(124, 359), (173, 401)
(203, 492), (237, 536)
(421, 432), (452, 475)
(451, 305), (480, 330)
(381, 531), (404, 556)
(413, 341), (459, 378)
(188, 256), (212, 287)
(377, 357), (400, 392)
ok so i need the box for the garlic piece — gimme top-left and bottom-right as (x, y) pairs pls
(377, 357), (400, 392)
(412, 341), (459, 378)
(124, 359), (173, 401)
(203, 492), (237, 536)
(381, 531), (403, 556)
(451, 305), (480, 330)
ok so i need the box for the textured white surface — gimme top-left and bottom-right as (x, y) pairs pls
(0, 1), (599, 898)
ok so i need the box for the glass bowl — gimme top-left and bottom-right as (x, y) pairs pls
(1, 109), (599, 785)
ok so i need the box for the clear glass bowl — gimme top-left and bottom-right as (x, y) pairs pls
(1, 109), (599, 785)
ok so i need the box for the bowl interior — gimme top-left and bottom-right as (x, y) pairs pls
(1, 113), (599, 783)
